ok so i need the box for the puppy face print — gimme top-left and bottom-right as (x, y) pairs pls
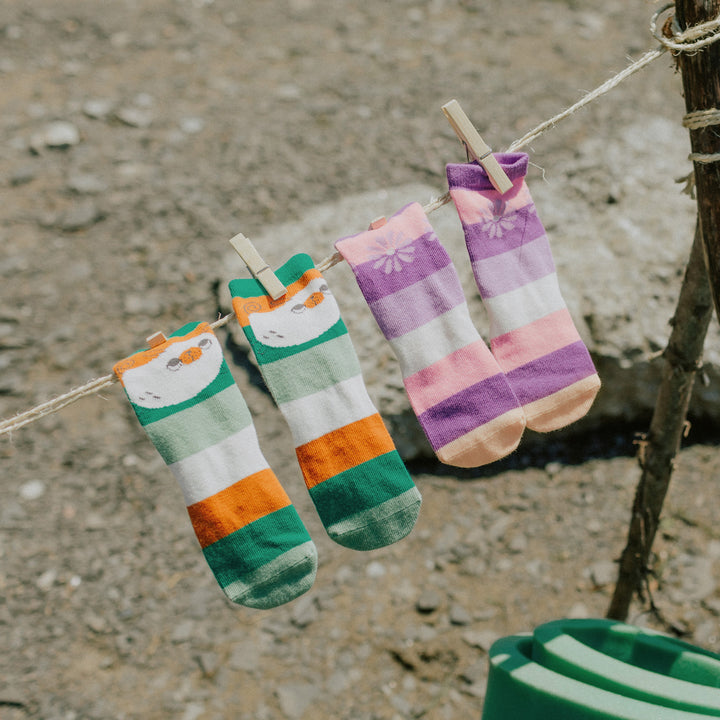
(247, 278), (339, 349)
(122, 331), (223, 409)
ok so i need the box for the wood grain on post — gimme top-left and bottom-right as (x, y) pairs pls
(676, 0), (720, 320)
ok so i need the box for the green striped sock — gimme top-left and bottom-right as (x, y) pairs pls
(229, 253), (422, 551)
(113, 321), (317, 609)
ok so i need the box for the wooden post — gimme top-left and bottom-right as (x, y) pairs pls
(607, 222), (713, 621)
(607, 0), (720, 621)
(676, 0), (720, 319)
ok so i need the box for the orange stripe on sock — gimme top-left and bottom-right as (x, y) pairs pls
(231, 268), (323, 327)
(296, 413), (396, 489)
(114, 322), (211, 377)
(186, 468), (291, 548)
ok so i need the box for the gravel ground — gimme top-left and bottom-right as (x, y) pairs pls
(1, 1), (718, 718)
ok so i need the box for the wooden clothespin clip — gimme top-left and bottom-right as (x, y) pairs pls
(146, 331), (168, 348)
(441, 99), (513, 195)
(369, 216), (387, 230)
(228, 232), (287, 300)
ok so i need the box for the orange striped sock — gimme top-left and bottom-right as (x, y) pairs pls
(230, 254), (422, 550)
(114, 322), (317, 609)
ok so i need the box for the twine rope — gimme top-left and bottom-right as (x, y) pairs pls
(651, 4), (720, 165)
(3, 3), (720, 438)
(682, 108), (720, 164)
(689, 151), (720, 164)
(652, 2), (720, 53)
(683, 108), (720, 130)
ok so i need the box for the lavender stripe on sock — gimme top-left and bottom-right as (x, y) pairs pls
(505, 342), (597, 405)
(472, 235), (556, 299)
(368, 264), (467, 340)
(417, 374), (521, 449)
(446, 153), (529, 191)
(461, 207), (545, 262)
(351, 233), (452, 303)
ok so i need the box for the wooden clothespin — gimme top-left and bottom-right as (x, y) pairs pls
(228, 232), (287, 300)
(442, 99), (513, 195)
(146, 331), (168, 348)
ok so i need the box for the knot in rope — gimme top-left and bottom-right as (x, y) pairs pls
(651, 2), (720, 54)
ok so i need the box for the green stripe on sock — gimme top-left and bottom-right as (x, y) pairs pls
(244, 317), (349, 365)
(221, 541), (318, 609)
(143, 384), (254, 464)
(308, 450), (417, 528)
(229, 253), (315, 297)
(203, 504), (313, 584)
(261, 333), (363, 404)
(168, 321), (204, 339)
(324, 487), (422, 550)
(133, 362), (236, 426)
(126, 321), (203, 358)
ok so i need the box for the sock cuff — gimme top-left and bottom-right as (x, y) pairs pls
(334, 202), (461, 307)
(229, 253), (316, 303)
(446, 152), (529, 192)
(334, 201), (433, 269)
(114, 321), (206, 380)
(230, 253), (330, 329)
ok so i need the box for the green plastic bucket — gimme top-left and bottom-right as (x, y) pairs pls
(482, 619), (720, 719)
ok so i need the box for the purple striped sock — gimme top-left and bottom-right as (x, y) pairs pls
(335, 202), (525, 468)
(446, 153), (600, 432)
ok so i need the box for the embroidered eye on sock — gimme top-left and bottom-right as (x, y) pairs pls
(229, 253), (421, 551)
(335, 203), (526, 468)
(446, 153), (601, 432)
(114, 322), (317, 609)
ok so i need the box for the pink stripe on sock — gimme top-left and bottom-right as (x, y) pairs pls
(335, 202), (432, 267)
(490, 309), (582, 373)
(404, 339), (501, 416)
(449, 184), (532, 226)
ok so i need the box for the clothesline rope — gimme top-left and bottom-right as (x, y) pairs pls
(2, 3), (719, 438)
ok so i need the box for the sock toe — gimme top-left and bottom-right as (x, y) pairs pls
(524, 375), (601, 433)
(436, 408), (526, 468)
(222, 541), (318, 609)
(325, 488), (422, 551)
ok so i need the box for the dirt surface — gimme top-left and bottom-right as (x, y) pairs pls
(1, 1), (719, 718)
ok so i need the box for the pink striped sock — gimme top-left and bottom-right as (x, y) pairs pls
(335, 203), (525, 468)
(446, 153), (600, 432)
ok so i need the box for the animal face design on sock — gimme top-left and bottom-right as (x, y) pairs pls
(248, 278), (340, 349)
(122, 331), (224, 409)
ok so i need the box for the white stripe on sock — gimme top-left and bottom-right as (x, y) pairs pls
(484, 273), (566, 338)
(390, 303), (481, 377)
(169, 424), (269, 505)
(278, 373), (378, 446)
